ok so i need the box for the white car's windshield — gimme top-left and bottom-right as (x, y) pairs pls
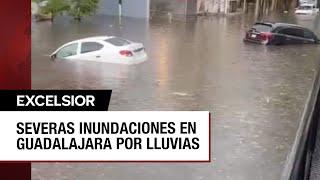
(57, 43), (78, 58)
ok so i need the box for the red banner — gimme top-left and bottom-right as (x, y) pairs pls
(0, 0), (31, 180)
(0, 0), (31, 89)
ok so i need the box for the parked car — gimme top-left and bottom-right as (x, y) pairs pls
(50, 36), (148, 65)
(244, 22), (319, 45)
(295, 3), (319, 15)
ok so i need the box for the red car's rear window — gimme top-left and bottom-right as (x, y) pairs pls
(252, 23), (273, 32)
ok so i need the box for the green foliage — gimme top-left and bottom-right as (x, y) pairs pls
(68, 0), (100, 21)
(37, 0), (99, 21)
(32, 0), (48, 3)
(42, 0), (70, 20)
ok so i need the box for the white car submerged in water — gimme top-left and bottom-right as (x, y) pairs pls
(295, 3), (319, 15)
(50, 36), (148, 65)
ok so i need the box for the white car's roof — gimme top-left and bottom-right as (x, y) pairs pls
(60, 36), (118, 48)
(68, 36), (114, 43)
(51, 36), (132, 56)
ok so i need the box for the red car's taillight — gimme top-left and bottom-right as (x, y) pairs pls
(260, 32), (273, 41)
(119, 50), (133, 57)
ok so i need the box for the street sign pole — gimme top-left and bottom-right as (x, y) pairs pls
(118, 0), (122, 25)
(118, 0), (122, 17)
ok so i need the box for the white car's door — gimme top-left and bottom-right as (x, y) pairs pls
(78, 41), (106, 62)
(101, 43), (122, 63)
(55, 42), (80, 60)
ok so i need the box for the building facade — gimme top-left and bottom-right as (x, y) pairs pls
(98, 0), (240, 20)
(197, 0), (240, 14)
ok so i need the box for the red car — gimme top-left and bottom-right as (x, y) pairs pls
(244, 22), (319, 45)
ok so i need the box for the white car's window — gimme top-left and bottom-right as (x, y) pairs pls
(81, 42), (104, 54)
(56, 43), (78, 59)
(105, 37), (131, 46)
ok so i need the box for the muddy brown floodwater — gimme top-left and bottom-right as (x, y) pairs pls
(32, 11), (320, 180)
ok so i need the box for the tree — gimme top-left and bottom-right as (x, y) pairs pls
(32, 0), (43, 3)
(254, 0), (297, 17)
(68, 0), (99, 21)
(32, 0), (48, 14)
(42, 0), (70, 21)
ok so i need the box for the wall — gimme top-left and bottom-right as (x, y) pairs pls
(186, 0), (198, 16)
(197, 0), (220, 14)
(150, 0), (188, 19)
(122, 0), (150, 18)
(98, 0), (119, 16)
(197, 0), (238, 14)
(98, 0), (150, 18)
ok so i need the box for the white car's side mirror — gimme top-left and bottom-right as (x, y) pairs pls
(50, 54), (57, 61)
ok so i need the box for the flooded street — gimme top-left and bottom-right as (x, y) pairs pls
(32, 12), (320, 180)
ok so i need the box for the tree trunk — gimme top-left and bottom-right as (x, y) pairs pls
(51, 14), (54, 22)
(253, 0), (297, 13)
(224, 0), (228, 14)
(255, 0), (260, 18)
(271, 0), (276, 11)
(243, 0), (247, 12)
(74, 15), (81, 22)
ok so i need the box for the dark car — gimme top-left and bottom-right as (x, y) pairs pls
(244, 22), (319, 45)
